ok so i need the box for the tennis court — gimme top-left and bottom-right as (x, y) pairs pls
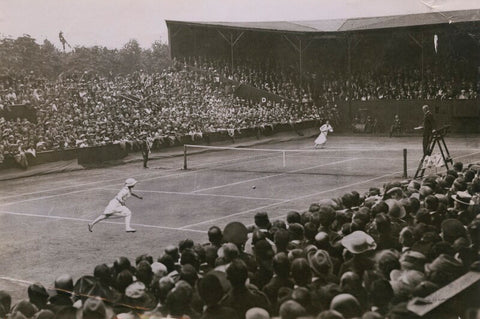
(0, 134), (479, 297)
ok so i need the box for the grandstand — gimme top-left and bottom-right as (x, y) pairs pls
(0, 8), (479, 319)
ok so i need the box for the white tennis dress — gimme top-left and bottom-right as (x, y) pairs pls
(103, 186), (132, 217)
(315, 123), (334, 146)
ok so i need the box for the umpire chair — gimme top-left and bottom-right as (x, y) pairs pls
(414, 125), (453, 179)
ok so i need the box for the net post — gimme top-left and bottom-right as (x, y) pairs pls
(183, 145), (187, 170)
(403, 148), (407, 178)
(282, 151), (286, 167)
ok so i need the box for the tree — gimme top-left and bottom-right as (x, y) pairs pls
(119, 39), (143, 73)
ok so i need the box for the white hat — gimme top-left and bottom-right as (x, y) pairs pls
(125, 178), (138, 187)
(451, 191), (473, 206)
(341, 231), (376, 254)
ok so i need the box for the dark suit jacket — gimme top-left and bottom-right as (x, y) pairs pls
(423, 111), (436, 136)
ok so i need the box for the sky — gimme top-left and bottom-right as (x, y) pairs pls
(0, 0), (478, 49)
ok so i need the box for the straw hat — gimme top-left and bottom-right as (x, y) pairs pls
(451, 191), (474, 206)
(341, 231), (376, 254)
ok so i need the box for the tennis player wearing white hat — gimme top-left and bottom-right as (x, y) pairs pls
(88, 178), (143, 233)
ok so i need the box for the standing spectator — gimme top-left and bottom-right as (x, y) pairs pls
(222, 259), (271, 318)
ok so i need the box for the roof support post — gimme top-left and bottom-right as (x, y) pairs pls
(283, 35), (313, 87)
(409, 32), (425, 82)
(217, 30), (244, 73)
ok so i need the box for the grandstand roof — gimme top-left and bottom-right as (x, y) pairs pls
(166, 9), (480, 33)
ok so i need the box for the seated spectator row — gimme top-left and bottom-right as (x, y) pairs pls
(2, 161), (480, 319)
(188, 56), (478, 103)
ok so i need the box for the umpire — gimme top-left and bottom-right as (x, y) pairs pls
(421, 104), (436, 155)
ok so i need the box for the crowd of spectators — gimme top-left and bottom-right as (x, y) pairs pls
(1, 161), (480, 319)
(1, 53), (477, 166)
(0, 61), (330, 166)
(188, 56), (478, 103)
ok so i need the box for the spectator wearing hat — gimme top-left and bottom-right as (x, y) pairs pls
(251, 239), (275, 290)
(115, 281), (157, 315)
(0, 290), (12, 316)
(201, 246), (218, 274)
(164, 245), (180, 265)
(245, 307), (270, 319)
(198, 273), (239, 319)
(33, 309), (55, 319)
(214, 243), (239, 273)
(287, 223), (305, 249)
(205, 226), (223, 250)
(339, 231), (376, 278)
(440, 218), (467, 244)
(317, 205), (340, 245)
(467, 219), (480, 256)
(274, 229), (290, 254)
(76, 297), (114, 319)
(135, 254), (154, 266)
(262, 253), (294, 315)
(146, 276), (175, 317)
(398, 227), (415, 253)
(136, 261), (154, 288)
(371, 213), (399, 251)
(385, 199), (408, 241)
(11, 300), (38, 318)
(450, 191), (475, 225)
(307, 249), (337, 290)
(330, 293), (361, 319)
(316, 310), (344, 319)
(375, 250), (400, 279)
(46, 274), (75, 315)
(223, 222), (257, 275)
(339, 272), (368, 312)
(88, 178), (142, 233)
(390, 269), (425, 303)
(286, 211), (301, 225)
(290, 287), (316, 316)
(279, 300), (306, 319)
(254, 212), (272, 235)
(27, 283), (49, 311)
(366, 279), (394, 316)
(291, 258), (312, 289)
(424, 253), (465, 287)
(221, 259), (270, 318)
(164, 284), (195, 319)
(398, 250), (427, 273)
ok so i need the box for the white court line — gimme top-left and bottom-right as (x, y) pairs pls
(0, 210), (206, 234)
(191, 157), (358, 194)
(0, 149), (278, 200)
(0, 276), (32, 286)
(0, 188), (103, 206)
(180, 169), (404, 229)
(453, 150), (480, 160)
(0, 168), (180, 200)
(0, 153), (279, 206)
(99, 188), (283, 202)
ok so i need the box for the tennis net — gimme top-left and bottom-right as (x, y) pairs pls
(182, 144), (353, 175)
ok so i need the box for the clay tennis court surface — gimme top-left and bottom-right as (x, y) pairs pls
(1, 135), (479, 298)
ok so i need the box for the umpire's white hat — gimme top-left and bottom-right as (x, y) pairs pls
(125, 178), (138, 187)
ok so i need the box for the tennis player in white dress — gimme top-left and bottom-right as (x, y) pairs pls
(88, 178), (142, 233)
(314, 120), (334, 149)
